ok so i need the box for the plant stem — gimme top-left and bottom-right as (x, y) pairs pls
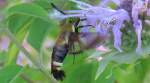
(20, 73), (34, 83)
(0, 28), (57, 83)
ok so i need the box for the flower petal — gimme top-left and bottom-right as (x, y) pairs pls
(133, 20), (142, 52)
(112, 20), (123, 52)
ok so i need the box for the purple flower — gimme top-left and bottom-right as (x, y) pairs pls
(53, 0), (150, 52)
(57, 0), (130, 51)
(131, 0), (149, 52)
(147, 9), (150, 16)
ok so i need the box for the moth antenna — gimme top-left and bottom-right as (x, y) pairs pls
(77, 25), (93, 28)
(51, 3), (66, 15)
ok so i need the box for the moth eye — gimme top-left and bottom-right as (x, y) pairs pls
(69, 18), (75, 24)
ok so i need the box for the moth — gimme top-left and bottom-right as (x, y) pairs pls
(51, 3), (108, 81)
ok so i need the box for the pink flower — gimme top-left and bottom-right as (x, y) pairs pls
(16, 40), (32, 67)
(96, 45), (110, 52)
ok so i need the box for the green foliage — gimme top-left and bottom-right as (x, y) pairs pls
(27, 18), (50, 51)
(0, 64), (23, 83)
(7, 3), (50, 22)
(0, 0), (149, 83)
(7, 3), (51, 51)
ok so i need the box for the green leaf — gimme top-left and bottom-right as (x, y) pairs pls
(113, 64), (143, 83)
(27, 18), (50, 51)
(111, 52), (139, 64)
(63, 63), (93, 83)
(94, 63), (115, 83)
(94, 52), (118, 80)
(6, 15), (32, 65)
(7, 3), (53, 52)
(33, 0), (52, 10)
(13, 67), (50, 83)
(61, 52), (115, 83)
(95, 60), (109, 80)
(143, 70), (150, 83)
(62, 53), (92, 83)
(7, 3), (50, 22)
(110, 45), (150, 64)
(7, 14), (32, 34)
(7, 3), (50, 35)
(0, 65), (23, 83)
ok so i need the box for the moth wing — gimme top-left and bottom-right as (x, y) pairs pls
(68, 32), (108, 54)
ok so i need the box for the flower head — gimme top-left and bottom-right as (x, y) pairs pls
(52, 0), (149, 52)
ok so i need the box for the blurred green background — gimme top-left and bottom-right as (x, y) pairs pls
(0, 0), (150, 83)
